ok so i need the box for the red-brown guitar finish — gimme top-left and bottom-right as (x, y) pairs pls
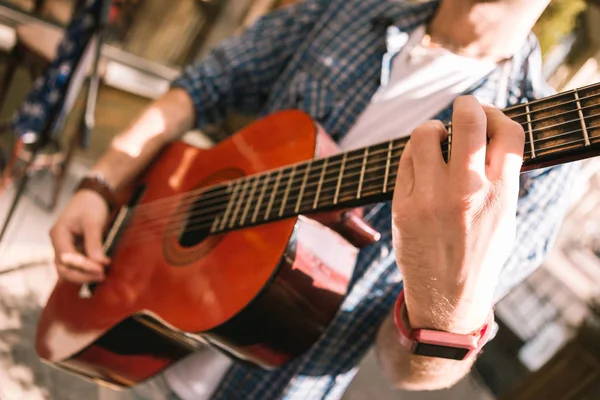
(35, 111), (375, 388)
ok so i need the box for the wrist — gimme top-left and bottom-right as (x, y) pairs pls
(393, 290), (495, 361)
(403, 288), (492, 335)
(76, 172), (118, 213)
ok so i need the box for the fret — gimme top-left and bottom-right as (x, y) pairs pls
(229, 178), (250, 228)
(383, 141), (392, 193)
(578, 84), (600, 145)
(313, 155), (342, 208)
(218, 181), (240, 231)
(294, 159), (325, 214)
(447, 122), (453, 161)
(525, 101), (536, 159)
(240, 176), (260, 225)
(279, 165), (296, 217)
(295, 161), (312, 213)
(313, 158), (328, 209)
(265, 169), (283, 220)
(204, 183), (230, 233)
(335, 149), (365, 202)
(252, 172), (270, 223)
(574, 89), (591, 146)
(519, 88), (590, 159)
(334, 153), (347, 204)
(361, 143), (390, 198)
(357, 147), (368, 199)
(210, 215), (220, 233)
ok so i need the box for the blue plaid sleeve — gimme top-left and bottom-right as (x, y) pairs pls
(170, 0), (328, 135)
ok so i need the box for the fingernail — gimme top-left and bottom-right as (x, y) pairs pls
(61, 253), (76, 263)
(93, 251), (110, 264)
(455, 95), (480, 108)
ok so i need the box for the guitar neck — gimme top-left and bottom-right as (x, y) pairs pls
(210, 82), (600, 234)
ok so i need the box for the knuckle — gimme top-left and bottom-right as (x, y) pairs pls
(61, 252), (79, 266)
(422, 190), (439, 209)
(441, 192), (474, 215)
(410, 122), (446, 158)
(58, 252), (69, 264)
(454, 108), (485, 128)
(392, 199), (412, 223)
(439, 198), (462, 216)
(391, 211), (408, 229)
(504, 118), (524, 134)
(412, 121), (444, 139)
(414, 202), (434, 219)
(455, 109), (482, 124)
(410, 126), (428, 145)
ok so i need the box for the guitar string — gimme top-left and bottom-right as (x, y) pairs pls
(125, 141), (400, 215)
(115, 127), (599, 249)
(117, 132), (593, 251)
(505, 91), (600, 120)
(127, 102), (600, 220)
(124, 95), (600, 225)
(117, 148), (408, 241)
(121, 161), (401, 239)
(119, 114), (600, 241)
(101, 87), (600, 228)
(107, 87), (600, 230)
(118, 112), (600, 234)
(500, 82), (600, 113)
(505, 99), (600, 126)
(118, 168), (403, 249)
(126, 89), (600, 217)
(114, 135), (580, 251)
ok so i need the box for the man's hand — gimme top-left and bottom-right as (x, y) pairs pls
(48, 88), (196, 285)
(50, 190), (110, 284)
(392, 95), (525, 334)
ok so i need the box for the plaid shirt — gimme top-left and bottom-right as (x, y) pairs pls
(169, 0), (578, 399)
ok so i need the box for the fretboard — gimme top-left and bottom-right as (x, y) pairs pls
(210, 81), (600, 234)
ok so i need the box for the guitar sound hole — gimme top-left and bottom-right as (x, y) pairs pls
(178, 185), (226, 248)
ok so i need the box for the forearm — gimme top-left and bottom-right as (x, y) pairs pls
(90, 88), (195, 191)
(376, 309), (475, 391)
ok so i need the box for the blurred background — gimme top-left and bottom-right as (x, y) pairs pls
(0, 0), (597, 399)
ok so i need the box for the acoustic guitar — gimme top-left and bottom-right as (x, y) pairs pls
(36, 82), (600, 388)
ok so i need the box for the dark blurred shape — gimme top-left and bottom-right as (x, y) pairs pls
(0, 0), (111, 242)
(498, 302), (600, 399)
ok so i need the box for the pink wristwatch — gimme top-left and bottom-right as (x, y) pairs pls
(393, 289), (495, 360)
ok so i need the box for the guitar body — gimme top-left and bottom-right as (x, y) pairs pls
(35, 111), (369, 388)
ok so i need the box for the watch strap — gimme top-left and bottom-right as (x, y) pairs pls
(394, 289), (494, 360)
(76, 173), (117, 213)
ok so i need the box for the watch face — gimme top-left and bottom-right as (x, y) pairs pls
(413, 343), (470, 360)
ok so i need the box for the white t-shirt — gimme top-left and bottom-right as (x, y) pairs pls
(164, 24), (497, 400)
(339, 24), (496, 151)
